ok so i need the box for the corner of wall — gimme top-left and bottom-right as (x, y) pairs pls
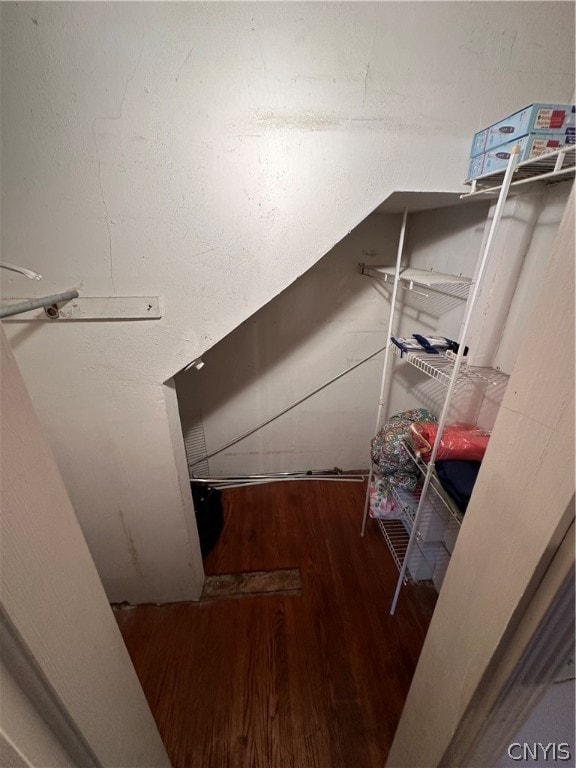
(163, 377), (205, 598)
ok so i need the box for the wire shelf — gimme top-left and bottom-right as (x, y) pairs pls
(377, 514), (452, 584)
(361, 265), (472, 300)
(401, 440), (464, 528)
(375, 471), (461, 584)
(387, 471), (462, 537)
(376, 518), (411, 578)
(391, 344), (510, 391)
(462, 145), (576, 198)
(387, 485), (417, 528)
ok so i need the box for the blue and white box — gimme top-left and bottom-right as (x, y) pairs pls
(471, 103), (575, 157)
(467, 131), (575, 180)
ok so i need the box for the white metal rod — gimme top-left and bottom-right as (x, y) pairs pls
(209, 476), (365, 490)
(202, 470), (357, 478)
(193, 473), (366, 484)
(390, 148), (521, 615)
(361, 208), (408, 536)
(553, 151), (564, 172)
(401, 284), (429, 298)
(0, 262), (42, 280)
(0, 290), (79, 319)
(192, 473), (367, 482)
(189, 342), (387, 468)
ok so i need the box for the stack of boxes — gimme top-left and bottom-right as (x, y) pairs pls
(467, 103), (575, 180)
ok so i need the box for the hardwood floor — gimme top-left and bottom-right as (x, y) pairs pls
(115, 481), (437, 768)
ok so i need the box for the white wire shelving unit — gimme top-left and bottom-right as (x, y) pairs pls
(361, 145), (534, 614)
(462, 145), (575, 198)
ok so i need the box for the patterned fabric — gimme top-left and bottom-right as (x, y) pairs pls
(369, 409), (438, 519)
(370, 409), (437, 492)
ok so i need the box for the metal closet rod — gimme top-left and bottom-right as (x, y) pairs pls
(191, 472), (367, 484)
(0, 290), (79, 319)
(196, 476), (366, 491)
(188, 342), (388, 468)
(191, 470), (367, 480)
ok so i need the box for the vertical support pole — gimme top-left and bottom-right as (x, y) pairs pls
(361, 208), (408, 536)
(553, 149), (564, 173)
(390, 147), (521, 614)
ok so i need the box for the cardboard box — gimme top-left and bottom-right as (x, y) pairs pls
(471, 103), (575, 157)
(467, 132), (574, 180)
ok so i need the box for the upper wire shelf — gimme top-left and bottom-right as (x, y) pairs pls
(391, 344), (510, 391)
(361, 265), (472, 300)
(462, 145), (575, 198)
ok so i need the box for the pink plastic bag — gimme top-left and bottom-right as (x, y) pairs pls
(408, 422), (490, 462)
(369, 477), (402, 520)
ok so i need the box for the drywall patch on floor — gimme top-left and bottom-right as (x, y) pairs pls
(201, 568), (302, 602)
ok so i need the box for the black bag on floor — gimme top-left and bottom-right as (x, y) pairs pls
(191, 483), (224, 558)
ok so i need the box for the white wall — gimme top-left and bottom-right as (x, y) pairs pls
(0, 659), (75, 768)
(1, 2), (574, 601)
(499, 679), (575, 767)
(177, 212), (401, 474)
(461, 182), (573, 428)
(494, 182), (573, 373)
(0, 327), (170, 767)
(176, 200), (491, 475)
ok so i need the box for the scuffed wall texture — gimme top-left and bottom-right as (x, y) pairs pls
(1, 2), (574, 601)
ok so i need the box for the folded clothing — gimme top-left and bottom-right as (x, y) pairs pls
(391, 336), (425, 356)
(391, 334), (460, 357)
(412, 334), (454, 355)
(435, 460), (481, 513)
(408, 422), (490, 462)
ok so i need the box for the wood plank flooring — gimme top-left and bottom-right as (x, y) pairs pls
(115, 480), (437, 768)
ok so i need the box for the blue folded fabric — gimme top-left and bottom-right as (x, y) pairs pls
(435, 460), (481, 514)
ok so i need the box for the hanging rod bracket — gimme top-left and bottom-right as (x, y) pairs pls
(0, 296), (162, 321)
(0, 290), (79, 319)
(44, 304), (61, 320)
